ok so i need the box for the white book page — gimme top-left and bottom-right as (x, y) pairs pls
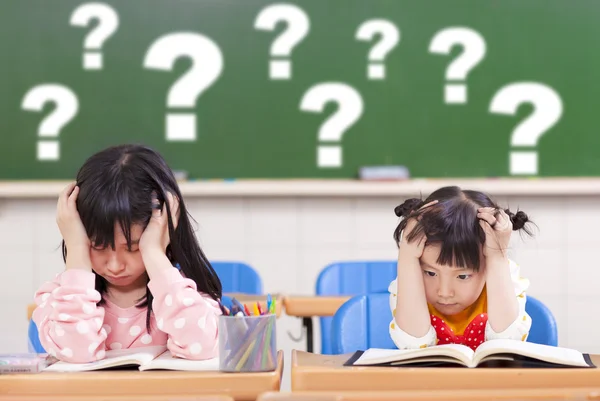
(353, 344), (474, 366)
(472, 339), (590, 367)
(44, 346), (167, 372)
(140, 351), (219, 371)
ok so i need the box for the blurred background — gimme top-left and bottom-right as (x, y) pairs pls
(1, 0), (599, 390)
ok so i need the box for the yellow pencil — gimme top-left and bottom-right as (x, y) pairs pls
(235, 338), (257, 371)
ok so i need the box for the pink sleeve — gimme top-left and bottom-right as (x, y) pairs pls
(148, 268), (221, 360)
(32, 270), (107, 363)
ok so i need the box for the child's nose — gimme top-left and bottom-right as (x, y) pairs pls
(437, 280), (454, 298)
(106, 251), (125, 274)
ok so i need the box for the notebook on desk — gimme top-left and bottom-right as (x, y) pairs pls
(44, 345), (219, 372)
(344, 339), (596, 369)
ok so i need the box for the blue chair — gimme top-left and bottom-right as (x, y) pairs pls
(211, 261), (262, 295)
(330, 293), (558, 354)
(315, 261), (397, 354)
(28, 320), (45, 353)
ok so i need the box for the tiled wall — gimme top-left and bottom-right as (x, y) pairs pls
(1, 194), (598, 387)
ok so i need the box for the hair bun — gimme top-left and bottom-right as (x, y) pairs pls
(506, 209), (529, 231)
(394, 198), (424, 217)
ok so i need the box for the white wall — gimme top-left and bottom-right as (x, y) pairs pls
(1, 183), (599, 389)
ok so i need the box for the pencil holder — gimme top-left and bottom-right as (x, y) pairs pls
(218, 314), (276, 372)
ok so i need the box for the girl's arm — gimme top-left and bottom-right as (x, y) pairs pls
(485, 255), (520, 332)
(31, 270), (108, 363)
(390, 214), (437, 349)
(147, 261), (221, 360)
(485, 259), (532, 341)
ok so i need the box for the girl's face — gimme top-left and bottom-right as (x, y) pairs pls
(420, 244), (486, 316)
(90, 223), (148, 290)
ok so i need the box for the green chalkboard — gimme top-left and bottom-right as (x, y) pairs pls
(1, 0), (598, 179)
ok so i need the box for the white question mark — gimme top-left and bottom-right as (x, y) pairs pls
(490, 82), (563, 176)
(300, 83), (364, 168)
(143, 32), (224, 142)
(21, 84), (79, 161)
(70, 2), (119, 70)
(355, 19), (400, 80)
(254, 3), (310, 80)
(429, 27), (486, 104)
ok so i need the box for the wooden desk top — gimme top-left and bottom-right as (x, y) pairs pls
(27, 294), (284, 321)
(258, 389), (600, 401)
(1, 396), (233, 401)
(0, 351), (283, 401)
(291, 350), (600, 392)
(283, 296), (350, 318)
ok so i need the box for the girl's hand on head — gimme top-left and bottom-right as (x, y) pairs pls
(139, 192), (180, 256)
(56, 181), (90, 250)
(398, 200), (438, 259)
(477, 207), (512, 259)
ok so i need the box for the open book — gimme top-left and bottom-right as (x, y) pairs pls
(44, 345), (219, 372)
(346, 339), (595, 368)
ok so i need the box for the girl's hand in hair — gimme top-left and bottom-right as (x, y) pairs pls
(477, 207), (512, 259)
(57, 182), (91, 270)
(399, 200), (438, 259)
(57, 182), (89, 249)
(139, 192), (180, 256)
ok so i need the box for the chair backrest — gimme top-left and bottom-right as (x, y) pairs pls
(211, 261), (263, 295)
(330, 293), (558, 354)
(28, 319), (45, 353)
(315, 261), (397, 354)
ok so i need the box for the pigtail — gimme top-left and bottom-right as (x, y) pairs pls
(394, 198), (424, 217)
(504, 208), (533, 236)
(393, 197), (425, 245)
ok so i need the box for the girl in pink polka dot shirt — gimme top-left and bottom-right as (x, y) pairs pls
(389, 186), (534, 351)
(32, 144), (223, 363)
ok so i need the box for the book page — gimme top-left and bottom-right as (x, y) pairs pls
(139, 351), (219, 371)
(44, 346), (167, 372)
(472, 339), (591, 367)
(353, 344), (474, 366)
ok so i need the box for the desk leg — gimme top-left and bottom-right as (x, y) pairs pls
(302, 317), (313, 353)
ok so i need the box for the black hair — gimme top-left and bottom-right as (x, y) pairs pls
(393, 186), (534, 271)
(62, 144), (222, 331)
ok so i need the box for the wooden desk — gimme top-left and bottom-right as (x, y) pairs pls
(291, 350), (600, 391)
(258, 389), (600, 401)
(27, 293), (284, 321)
(283, 296), (350, 353)
(1, 396), (233, 401)
(0, 351), (283, 401)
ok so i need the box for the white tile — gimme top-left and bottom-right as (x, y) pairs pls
(246, 199), (298, 245)
(299, 199), (356, 246)
(508, 247), (565, 297)
(186, 198), (247, 248)
(567, 296), (600, 352)
(35, 246), (66, 290)
(566, 197), (600, 246)
(354, 244), (398, 262)
(504, 196), (565, 247)
(246, 246), (298, 294)
(0, 200), (36, 250)
(566, 248), (600, 296)
(33, 199), (62, 250)
(355, 198), (400, 245)
(202, 245), (248, 264)
(295, 246), (358, 295)
(0, 296), (29, 353)
(0, 250), (35, 300)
